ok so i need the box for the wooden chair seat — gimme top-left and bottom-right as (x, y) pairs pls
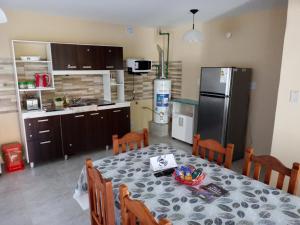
(113, 128), (149, 155)
(243, 148), (300, 195)
(119, 184), (172, 225)
(192, 134), (234, 169)
(86, 159), (115, 225)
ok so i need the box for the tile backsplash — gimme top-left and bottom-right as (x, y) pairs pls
(0, 59), (182, 113)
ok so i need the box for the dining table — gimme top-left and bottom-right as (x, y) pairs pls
(74, 143), (300, 225)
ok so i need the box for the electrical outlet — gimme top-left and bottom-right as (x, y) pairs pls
(290, 90), (300, 104)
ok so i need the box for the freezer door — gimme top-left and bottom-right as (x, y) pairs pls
(197, 94), (229, 145)
(200, 67), (232, 95)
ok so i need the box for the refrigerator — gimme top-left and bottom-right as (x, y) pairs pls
(197, 67), (252, 160)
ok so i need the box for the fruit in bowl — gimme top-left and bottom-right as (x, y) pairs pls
(174, 165), (205, 186)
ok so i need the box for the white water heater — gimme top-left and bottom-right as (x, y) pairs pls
(154, 79), (171, 124)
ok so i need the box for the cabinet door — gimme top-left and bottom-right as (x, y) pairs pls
(77, 45), (97, 70)
(61, 113), (87, 155)
(51, 43), (78, 70)
(86, 110), (109, 150)
(103, 46), (123, 70)
(110, 107), (131, 138)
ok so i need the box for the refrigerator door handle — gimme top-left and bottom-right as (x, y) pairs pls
(221, 96), (230, 146)
(200, 92), (228, 98)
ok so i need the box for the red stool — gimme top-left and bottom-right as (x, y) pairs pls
(2, 143), (24, 173)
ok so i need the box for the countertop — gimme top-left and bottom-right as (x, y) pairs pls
(22, 102), (131, 119)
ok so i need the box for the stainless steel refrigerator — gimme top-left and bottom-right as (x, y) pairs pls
(197, 67), (252, 160)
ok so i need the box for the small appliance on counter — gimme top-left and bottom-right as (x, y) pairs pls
(25, 98), (39, 111)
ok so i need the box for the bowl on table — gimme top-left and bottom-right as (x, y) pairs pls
(173, 165), (206, 186)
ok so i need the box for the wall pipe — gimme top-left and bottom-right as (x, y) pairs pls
(159, 31), (170, 78)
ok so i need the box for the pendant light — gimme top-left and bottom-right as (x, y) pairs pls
(183, 9), (203, 43)
(0, 8), (7, 23)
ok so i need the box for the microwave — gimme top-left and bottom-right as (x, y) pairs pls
(127, 59), (152, 74)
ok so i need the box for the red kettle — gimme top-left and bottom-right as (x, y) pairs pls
(34, 73), (41, 87)
(42, 73), (50, 87)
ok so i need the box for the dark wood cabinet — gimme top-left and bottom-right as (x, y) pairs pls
(103, 46), (123, 70)
(61, 112), (88, 155)
(51, 43), (123, 71)
(86, 110), (109, 150)
(51, 43), (78, 70)
(25, 116), (63, 165)
(25, 107), (130, 165)
(110, 107), (130, 138)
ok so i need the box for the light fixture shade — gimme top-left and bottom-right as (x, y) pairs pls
(183, 29), (203, 43)
(0, 8), (7, 23)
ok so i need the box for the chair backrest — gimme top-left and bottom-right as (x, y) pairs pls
(86, 159), (115, 225)
(112, 128), (149, 155)
(192, 134), (234, 169)
(243, 148), (300, 195)
(119, 184), (172, 225)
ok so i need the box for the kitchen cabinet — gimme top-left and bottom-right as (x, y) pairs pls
(25, 116), (63, 166)
(24, 107), (130, 165)
(110, 107), (130, 138)
(86, 110), (109, 150)
(51, 44), (123, 71)
(61, 112), (88, 155)
(51, 43), (78, 70)
(103, 46), (123, 70)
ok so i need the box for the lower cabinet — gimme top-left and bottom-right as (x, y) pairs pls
(61, 112), (88, 155)
(25, 107), (131, 165)
(110, 107), (131, 139)
(25, 116), (63, 165)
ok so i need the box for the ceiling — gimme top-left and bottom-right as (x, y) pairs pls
(0, 0), (287, 27)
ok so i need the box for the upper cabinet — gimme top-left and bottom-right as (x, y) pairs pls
(51, 43), (78, 70)
(103, 46), (123, 70)
(50, 43), (123, 71)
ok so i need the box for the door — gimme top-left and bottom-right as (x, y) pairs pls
(86, 110), (108, 150)
(110, 107), (130, 140)
(197, 94), (229, 145)
(200, 67), (232, 95)
(76, 45), (97, 70)
(103, 46), (123, 70)
(51, 43), (78, 70)
(61, 113), (87, 155)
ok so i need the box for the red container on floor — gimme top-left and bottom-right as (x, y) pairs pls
(2, 143), (24, 173)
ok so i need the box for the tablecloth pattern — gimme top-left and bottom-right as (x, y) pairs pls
(74, 144), (300, 225)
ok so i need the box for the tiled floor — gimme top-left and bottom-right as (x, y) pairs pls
(0, 135), (244, 225)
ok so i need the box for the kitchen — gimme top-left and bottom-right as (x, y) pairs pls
(0, 1), (297, 225)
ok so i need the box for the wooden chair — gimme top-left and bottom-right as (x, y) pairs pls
(112, 128), (149, 155)
(192, 134), (234, 169)
(86, 159), (115, 225)
(119, 184), (172, 225)
(243, 148), (300, 195)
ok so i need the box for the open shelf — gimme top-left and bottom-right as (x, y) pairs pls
(15, 60), (51, 63)
(18, 87), (55, 92)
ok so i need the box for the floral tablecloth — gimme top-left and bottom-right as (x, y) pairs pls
(74, 144), (300, 225)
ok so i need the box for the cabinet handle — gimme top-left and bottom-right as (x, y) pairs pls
(39, 130), (50, 134)
(113, 110), (121, 113)
(38, 119), (48, 123)
(90, 113), (99, 116)
(67, 64), (77, 69)
(29, 134), (33, 138)
(40, 141), (51, 145)
(28, 123), (32, 126)
(75, 114), (85, 118)
(69, 144), (72, 147)
(82, 66), (92, 69)
(126, 115), (129, 118)
(106, 65), (114, 69)
(101, 117), (104, 119)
